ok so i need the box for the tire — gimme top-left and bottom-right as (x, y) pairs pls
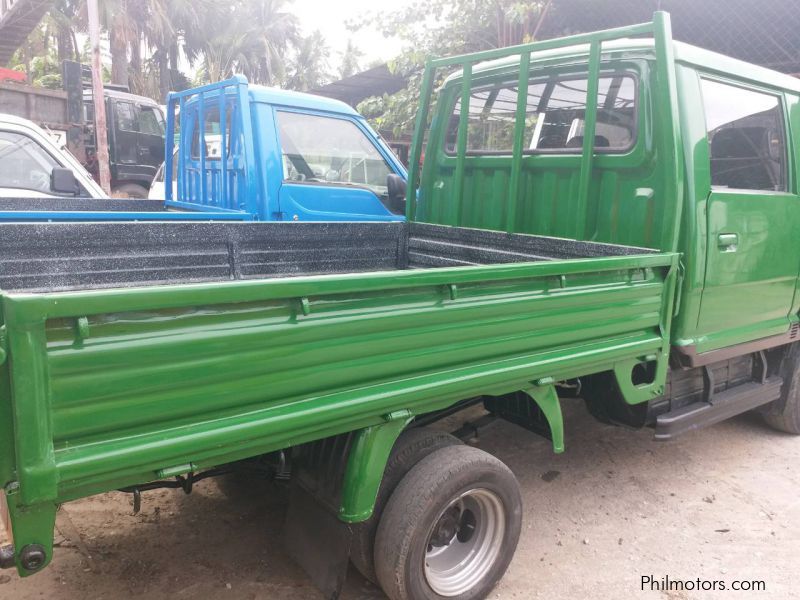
(112, 183), (149, 198)
(374, 445), (522, 600)
(351, 428), (461, 583)
(762, 343), (800, 434)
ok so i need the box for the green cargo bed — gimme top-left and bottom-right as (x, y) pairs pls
(0, 220), (678, 574)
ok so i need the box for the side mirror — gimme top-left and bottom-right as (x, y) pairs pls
(50, 167), (80, 196)
(387, 173), (407, 214)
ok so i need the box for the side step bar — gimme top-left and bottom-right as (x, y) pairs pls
(655, 376), (783, 441)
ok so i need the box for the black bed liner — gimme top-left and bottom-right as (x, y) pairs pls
(0, 198), (170, 212)
(0, 221), (657, 293)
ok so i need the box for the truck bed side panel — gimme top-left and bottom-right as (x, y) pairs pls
(1, 251), (677, 504)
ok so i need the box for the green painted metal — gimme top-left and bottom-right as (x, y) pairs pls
(405, 65), (434, 221)
(575, 41), (602, 240)
(339, 410), (413, 522)
(506, 52), (531, 233)
(412, 9), (800, 357)
(413, 19), (681, 252)
(452, 63), (472, 225)
(0, 250), (678, 572)
(522, 385), (564, 453)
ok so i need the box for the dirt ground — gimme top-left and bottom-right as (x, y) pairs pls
(2, 401), (799, 600)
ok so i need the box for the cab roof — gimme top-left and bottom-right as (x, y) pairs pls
(248, 84), (360, 117)
(444, 39), (800, 94)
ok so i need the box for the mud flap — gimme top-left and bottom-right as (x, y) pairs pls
(284, 481), (352, 600)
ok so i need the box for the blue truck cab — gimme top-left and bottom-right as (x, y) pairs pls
(166, 75), (407, 221)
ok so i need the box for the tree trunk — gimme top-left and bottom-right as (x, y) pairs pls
(158, 49), (171, 100)
(109, 21), (129, 88)
(129, 32), (142, 94)
(56, 26), (75, 64)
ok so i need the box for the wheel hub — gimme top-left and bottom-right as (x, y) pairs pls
(423, 488), (506, 597)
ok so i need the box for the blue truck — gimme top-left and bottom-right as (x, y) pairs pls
(0, 75), (407, 222)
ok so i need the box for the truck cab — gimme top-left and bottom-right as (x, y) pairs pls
(166, 77), (407, 221)
(414, 27), (800, 380)
(83, 88), (166, 198)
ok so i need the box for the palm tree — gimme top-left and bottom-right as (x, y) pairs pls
(284, 30), (331, 92)
(339, 39), (364, 79)
(238, 0), (300, 85)
(70, 0), (135, 87)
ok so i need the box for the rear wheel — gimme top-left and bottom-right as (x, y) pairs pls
(763, 343), (800, 434)
(350, 427), (461, 583)
(374, 445), (522, 600)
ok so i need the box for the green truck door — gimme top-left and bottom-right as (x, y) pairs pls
(696, 77), (800, 350)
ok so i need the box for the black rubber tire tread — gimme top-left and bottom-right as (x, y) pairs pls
(374, 445), (522, 600)
(112, 183), (149, 198)
(350, 428), (461, 583)
(763, 342), (800, 434)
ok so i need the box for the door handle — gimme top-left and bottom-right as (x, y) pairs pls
(717, 233), (739, 251)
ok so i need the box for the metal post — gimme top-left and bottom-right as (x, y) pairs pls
(507, 51), (531, 233)
(452, 63), (472, 225)
(575, 41), (602, 240)
(406, 64), (435, 222)
(87, 0), (111, 195)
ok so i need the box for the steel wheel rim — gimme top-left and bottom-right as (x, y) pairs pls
(423, 488), (506, 597)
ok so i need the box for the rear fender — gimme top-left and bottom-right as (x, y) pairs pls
(338, 410), (413, 523)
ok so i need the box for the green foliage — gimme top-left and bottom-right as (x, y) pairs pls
(339, 39), (364, 79)
(284, 30), (331, 91)
(354, 0), (547, 137)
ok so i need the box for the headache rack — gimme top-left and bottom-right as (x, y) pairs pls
(164, 75), (260, 216)
(406, 11), (685, 245)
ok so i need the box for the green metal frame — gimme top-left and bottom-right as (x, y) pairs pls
(406, 11), (684, 252)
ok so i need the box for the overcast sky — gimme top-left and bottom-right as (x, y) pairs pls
(292, 0), (409, 69)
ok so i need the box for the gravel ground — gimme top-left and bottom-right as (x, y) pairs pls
(2, 401), (798, 599)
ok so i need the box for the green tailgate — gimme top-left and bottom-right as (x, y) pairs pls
(0, 252), (677, 572)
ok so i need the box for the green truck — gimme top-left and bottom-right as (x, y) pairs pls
(1, 12), (799, 600)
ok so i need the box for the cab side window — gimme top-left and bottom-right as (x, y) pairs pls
(139, 106), (165, 136)
(115, 101), (138, 132)
(701, 79), (787, 192)
(0, 130), (59, 194)
(276, 111), (393, 196)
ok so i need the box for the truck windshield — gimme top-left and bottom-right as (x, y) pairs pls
(0, 130), (59, 194)
(276, 111), (392, 196)
(445, 73), (637, 155)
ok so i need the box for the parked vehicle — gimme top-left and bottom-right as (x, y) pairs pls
(0, 77), (407, 222)
(162, 76), (407, 220)
(82, 87), (166, 198)
(147, 148), (177, 200)
(0, 64), (165, 197)
(2, 12), (799, 600)
(0, 113), (105, 198)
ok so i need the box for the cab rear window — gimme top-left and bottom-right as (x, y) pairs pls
(444, 73), (637, 155)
